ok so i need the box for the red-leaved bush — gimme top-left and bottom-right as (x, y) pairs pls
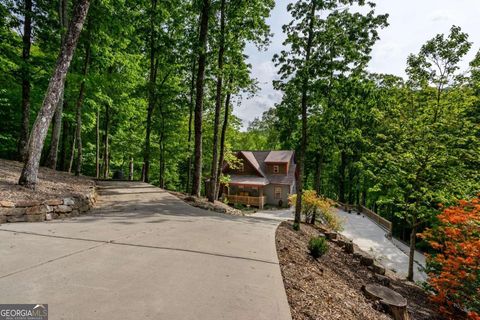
(420, 197), (480, 319)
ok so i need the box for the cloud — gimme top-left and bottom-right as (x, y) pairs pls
(234, 89), (282, 129)
(236, 0), (480, 130)
(429, 10), (454, 22)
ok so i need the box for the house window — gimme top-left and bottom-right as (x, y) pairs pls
(274, 187), (282, 200)
(273, 165), (279, 173)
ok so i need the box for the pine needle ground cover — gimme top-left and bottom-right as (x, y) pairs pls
(275, 221), (448, 320)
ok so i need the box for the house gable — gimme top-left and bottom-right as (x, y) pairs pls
(223, 151), (264, 177)
(223, 150), (296, 187)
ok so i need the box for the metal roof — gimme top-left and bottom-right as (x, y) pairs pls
(228, 175), (269, 186)
(240, 151), (266, 177)
(264, 150), (294, 163)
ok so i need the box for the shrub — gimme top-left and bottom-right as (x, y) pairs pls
(292, 222), (300, 231)
(308, 236), (328, 258)
(420, 197), (480, 319)
(289, 190), (343, 231)
(233, 203), (245, 210)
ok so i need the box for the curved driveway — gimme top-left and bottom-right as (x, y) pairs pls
(0, 181), (291, 320)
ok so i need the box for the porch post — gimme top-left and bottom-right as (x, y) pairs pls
(260, 187), (264, 209)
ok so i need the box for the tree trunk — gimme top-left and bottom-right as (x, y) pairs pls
(186, 58), (196, 193)
(95, 106), (100, 178)
(18, 0), (32, 161)
(68, 133), (76, 173)
(158, 105), (166, 188)
(143, 0), (158, 183)
(103, 103), (110, 179)
(191, 0), (211, 197)
(295, 1), (316, 225)
(339, 150), (347, 203)
(45, 0), (69, 169)
(129, 158), (133, 180)
(314, 151), (323, 194)
(208, 0), (226, 203)
(59, 117), (69, 170)
(46, 97), (64, 169)
(310, 209), (316, 225)
(215, 75), (233, 200)
(407, 222), (417, 281)
(361, 176), (367, 206)
(348, 166), (354, 204)
(74, 42), (91, 176)
(18, 0), (91, 188)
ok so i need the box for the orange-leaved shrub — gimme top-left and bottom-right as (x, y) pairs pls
(420, 197), (480, 319)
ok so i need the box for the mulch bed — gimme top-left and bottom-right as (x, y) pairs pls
(0, 159), (95, 201)
(276, 221), (445, 320)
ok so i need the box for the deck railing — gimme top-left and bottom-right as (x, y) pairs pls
(358, 205), (392, 236)
(227, 195), (266, 209)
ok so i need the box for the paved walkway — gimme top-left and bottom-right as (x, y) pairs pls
(251, 206), (427, 282)
(0, 181), (291, 320)
(336, 209), (427, 282)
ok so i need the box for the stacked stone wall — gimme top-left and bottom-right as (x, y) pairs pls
(0, 188), (96, 224)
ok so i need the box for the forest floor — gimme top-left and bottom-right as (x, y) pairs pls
(276, 221), (447, 320)
(0, 159), (95, 201)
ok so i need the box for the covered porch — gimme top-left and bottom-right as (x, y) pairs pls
(224, 183), (266, 209)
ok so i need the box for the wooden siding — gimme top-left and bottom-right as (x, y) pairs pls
(265, 163), (287, 174)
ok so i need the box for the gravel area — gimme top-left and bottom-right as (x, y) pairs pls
(276, 221), (447, 320)
(0, 159), (95, 201)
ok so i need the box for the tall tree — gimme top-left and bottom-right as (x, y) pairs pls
(18, 0), (32, 161)
(191, 0), (211, 197)
(372, 26), (475, 281)
(216, 74), (233, 199)
(274, 0), (387, 227)
(103, 101), (110, 179)
(95, 105), (100, 178)
(74, 40), (91, 176)
(143, 0), (158, 183)
(296, 0), (316, 226)
(208, 0), (226, 202)
(18, 0), (91, 188)
(45, 0), (69, 169)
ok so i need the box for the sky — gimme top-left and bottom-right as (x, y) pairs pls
(234, 0), (480, 128)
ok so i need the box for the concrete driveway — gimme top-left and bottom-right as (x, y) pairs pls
(250, 207), (294, 220)
(0, 181), (291, 320)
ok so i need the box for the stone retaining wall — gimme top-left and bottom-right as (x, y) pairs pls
(0, 187), (97, 224)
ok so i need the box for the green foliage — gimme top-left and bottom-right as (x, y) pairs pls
(292, 222), (300, 231)
(0, 0), (275, 193)
(255, 20), (479, 242)
(289, 190), (343, 231)
(1, 0), (479, 273)
(308, 236), (328, 258)
(219, 148), (242, 186)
